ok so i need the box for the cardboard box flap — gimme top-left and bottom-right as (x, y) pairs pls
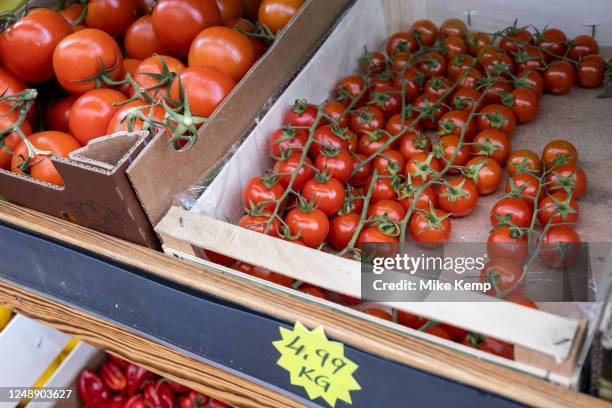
(69, 131), (149, 172)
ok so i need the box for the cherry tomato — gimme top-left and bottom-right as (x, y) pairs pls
(416, 52), (447, 78)
(443, 36), (467, 59)
(386, 32), (417, 55)
(536, 28), (567, 60)
(248, 266), (294, 287)
(456, 67), (484, 90)
(467, 32), (491, 57)
(283, 100), (318, 128)
(69, 88), (127, 145)
(504, 173), (540, 206)
(59, 3), (84, 25)
(481, 52), (515, 78)
(507, 149), (542, 176)
(543, 60), (575, 95)
(437, 110), (476, 141)
(322, 101), (348, 128)
(201, 248), (235, 266)
(267, 126), (307, 158)
(439, 324), (468, 342)
(506, 88), (539, 124)
(514, 46), (545, 73)
(364, 176), (397, 203)
(577, 55), (605, 88)
(464, 156), (502, 195)
(297, 284), (327, 299)
(464, 335), (514, 359)
(349, 153), (372, 187)
(451, 87), (483, 113)
(119, 58), (141, 95)
(537, 191), (579, 226)
(44, 96), (78, 133)
(315, 148), (352, 182)
(11, 131), (81, 186)
(398, 131), (430, 161)
(393, 67), (425, 102)
(410, 19), (437, 46)
(447, 54), (475, 80)
(302, 177), (345, 216)
(258, 0), (304, 34)
(483, 79), (513, 105)
(225, 18), (268, 58)
(368, 84), (402, 118)
(285, 207), (329, 248)
(242, 175), (285, 211)
(409, 208), (452, 244)
(398, 185), (437, 211)
(124, 16), (168, 60)
(152, 0), (220, 56)
(357, 226), (399, 247)
(516, 69), (544, 97)
(471, 129), (511, 166)
(216, 0), (244, 22)
(487, 226), (528, 264)
(396, 310), (427, 329)
(437, 177), (478, 217)
(328, 213), (360, 250)
(568, 35), (599, 61)
(541, 139), (577, 169)
(424, 76), (453, 102)
(439, 18), (467, 39)
(436, 134), (470, 171)
(490, 197), (532, 228)
(480, 258), (524, 296)
(363, 308), (393, 321)
(189, 26), (256, 81)
(311, 125), (355, 158)
(0, 104), (32, 170)
(335, 75), (367, 103)
(405, 152), (441, 185)
(133, 55), (185, 100)
(53, 28), (124, 95)
(540, 226), (581, 269)
(386, 111), (421, 136)
(170, 66), (236, 118)
(0, 8), (73, 83)
(360, 51), (386, 75)
(350, 106), (385, 133)
(86, 0), (140, 37)
(500, 27), (532, 55)
(414, 93), (448, 130)
(273, 155), (313, 190)
(357, 131), (391, 158)
(367, 199), (406, 223)
(372, 149), (405, 176)
(106, 100), (166, 134)
(239, 213), (281, 236)
(545, 165), (587, 199)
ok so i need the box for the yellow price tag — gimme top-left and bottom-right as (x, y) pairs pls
(273, 321), (361, 407)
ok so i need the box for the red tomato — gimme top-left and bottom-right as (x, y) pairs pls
(487, 226), (528, 264)
(504, 173), (540, 206)
(350, 106), (385, 134)
(577, 55), (605, 88)
(53, 28), (124, 95)
(315, 148), (352, 182)
(437, 177), (478, 217)
(365, 176), (397, 203)
(224, 18), (268, 58)
(506, 88), (539, 124)
(311, 125), (355, 158)
(285, 100), (318, 127)
(416, 52), (447, 78)
(541, 139), (577, 169)
(119, 58), (141, 95)
(273, 155), (313, 190)
(438, 324), (468, 342)
(11, 131), (81, 186)
(490, 197), (532, 228)
(357, 131), (391, 158)
(386, 111), (421, 137)
(285, 207), (329, 248)
(483, 79), (513, 105)
(248, 266), (294, 287)
(297, 284), (327, 299)
(424, 76), (453, 102)
(363, 308), (393, 321)
(367, 199), (406, 223)
(437, 110), (477, 141)
(44, 96), (78, 133)
(476, 104), (516, 137)
(201, 248), (235, 266)
(392, 67), (425, 102)
(442, 36), (467, 58)
(500, 27), (532, 55)
(398, 185), (437, 211)
(568, 35), (599, 61)
(539, 226), (581, 269)
(436, 134), (470, 171)
(514, 46), (545, 73)
(536, 28), (567, 60)
(242, 175), (285, 212)
(386, 32), (417, 55)
(0, 9), (73, 83)
(424, 325), (452, 341)
(451, 87), (483, 113)
(464, 156), (502, 195)
(398, 131), (431, 161)
(470, 129), (511, 166)
(464, 335), (514, 359)
(0, 104), (32, 170)
(537, 192), (579, 226)
(481, 52), (515, 78)
(302, 177), (345, 216)
(335, 75), (367, 103)
(328, 213), (361, 250)
(216, 0), (244, 22)
(258, 0), (304, 34)
(106, 100), (166, 134)
(348, 153), (372, 187)
(439, 18), (467, 39)
(507, 149), (542, 176)
(134, 55), (185, 100)
(545, 165), (587, 199)
(467, 32), (491, 57)
(372, 149), (405, 176)
(124, 16), (168, 60)
(357, 226), (399, 248)
(189, 27), (256, 81)
(69, 88), (127, 145)
(410, 19), (438, 46)
(59, 3), (85, 25)
(414, 93), (448, 130)
(170, 66), (236, 118)
(360, 51), (386, 75)
(543, 60), (575, 95)
(405, 152), (441, 185)
(508, 296), (539, 309)
(239, 213), (281, 236)
(447, 54), (474, 80)
(86, 0), (140, 37)
(322, 101), (348, 128)
(516, 69), (544, 97)
(267, 126), (308, 158)
(409, 208), (452, 244)
(396, 310), (427, 329)
(368, 84), (402, 118)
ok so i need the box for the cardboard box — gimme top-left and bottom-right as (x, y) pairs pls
(156, 0), (612, 387)
(0, 0), (354, 248)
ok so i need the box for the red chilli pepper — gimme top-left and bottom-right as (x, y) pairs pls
(178, 390), (209, 408)
(143, 381), (175, 408)
(123, 395), (148, 408)
(99, 394), (126, 408)
(78, 369), (110, 408)
(100, 361), (128, 391)
(126, 364), (154, 396)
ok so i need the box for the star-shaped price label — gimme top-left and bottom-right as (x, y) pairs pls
(273, 321), (361, 407)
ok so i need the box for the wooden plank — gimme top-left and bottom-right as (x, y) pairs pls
(0, 201), (605, 408)
(0, 280), (301, 408)
(156, 207), (580, 362)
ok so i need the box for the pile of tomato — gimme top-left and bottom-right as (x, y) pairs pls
(0, 0), (303, 185)
(202, 17), (609, 360)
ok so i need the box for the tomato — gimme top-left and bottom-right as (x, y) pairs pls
(124, 16), (167, 60)
(0, 68), (28, 103)
(539, 226), (581, 269)
(464, 335), (514, 359)
(543, 60), (575, 95)
(119, 58), (141, 95)
(272, 155), (313, 191)
(171, 66), (236, 118)
(514, 46), (545, 73)
(363, 308), (393, 321)
(439, 324), (468, 342)
(443, 36), (467, 59)
(467, 32), (491, 57)
(437, 177), (478, 217)
(508, 296), (539, 309)
(396, 310), (427, 329)
(328, 213), (360, 250)
(322, 101), (348, 128)
(364, 176), (397, 203)
(476, 104), (516, 136)
(242, 175), (285, 211)
(225, 18), (268, 58)
(504, 88), (539, 124)
(577, 55), (605, 88)
(436, 134), (470, 171)
(451, 87), (483, 113)
(409, 19), (437, 46)
(86, 0), (139, 37)
(350, 106), (385, 134)
(471, 129), (511, 166)
(283, 100), (318, 128)
(258, 0), (303, 34)
(239, 213), (281, 236)
(0, 104), (32, 170)
(106, 100), (167, 134)
(53, 28), (123, 95)
(424, 76), (452, 102)
(216, 0), (244, 22)
(536, 28), (567, 60)
(268, 126), (308, 158)
(409, 208), (452, 244)
(386, 111), (421, 137)
(357, 226), (399, 247)
(568, 35), (599, 61)
(349, 153), (371, 187)
(132, 55), (184, 100)
(414, 93), (448, 130)
(516, 69), (544, 97)
(487, 226), (528, 264)
(297, 284), (327, 299)
(398, 131), (430, 161)
(416, 52), (447, 78)
(490, 197), (532, 228)
(507, 149), (541, 176)
(189, 27), (256, 81)
(545, 165), (587, 199)
(368, 84), (401, 119)
(481, 52), (514, 77)
(541, 139), (577, 169)
(335, 75), (367, 103)
(248, 266), (295, 287)
(500, 27), (532, 55)
(152, 0), (220, 56)
(398, 185), (437, 212)
(439, 18), (467, 39)
(405, 152), (441, 185)
(315, 148), (352, 182)
(11, 131), (81, 186)
(201, 248), (235, 266)
(359, 51), (385, 75)
(44, 96), (77, 134)
(392, 67), (425, 102)
(0, 9), (73, 83)
(455, 67), (483, 90)
(311, 125), (355, 158)
(303, 176), (345, 216)
(372, 149), (404, 176)
(68, 88), (127, 145)
(446, 54), (473, 80)
(437, 110), (476, 141)
(59, 3), (84, 25)
(285, 207), (329, 248)
(367, 199), (406, 223)
(464, 156), (502, 195)
(357, 131), (391, 157)
(537, 191), (579, 226)
(480, 258), (523, 296)
(483, 79), (512, 105)
(504, 173), (540, 206)
(386, 32), (417, 55)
